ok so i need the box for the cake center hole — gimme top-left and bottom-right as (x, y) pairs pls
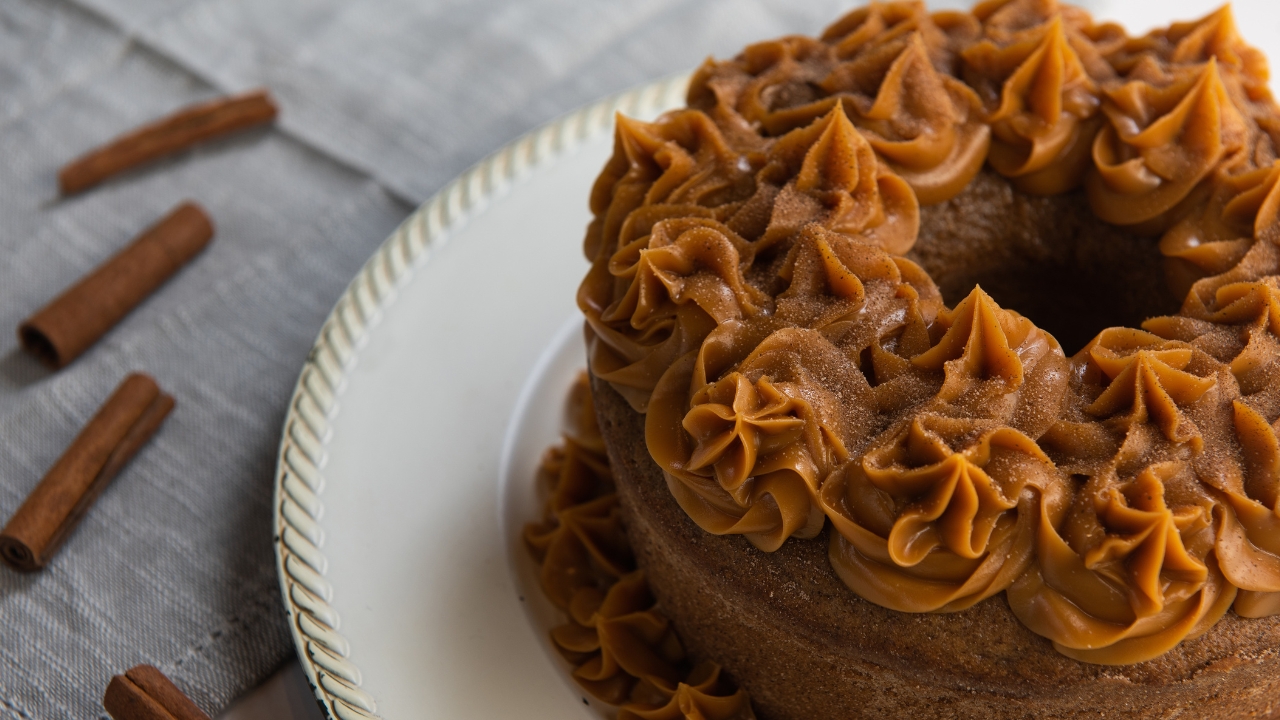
(909, 177), (1182, 355)
(954, 258), (1175, 355)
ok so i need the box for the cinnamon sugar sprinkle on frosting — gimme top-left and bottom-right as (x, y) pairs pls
(575, 0), (1280, 669)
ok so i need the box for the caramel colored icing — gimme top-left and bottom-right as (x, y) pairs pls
(577, 0), (1280, 666)
(1088, 56), (1249, 228)
(962, 14), (1109, 194)
(822, 414), (1066, 612)
(525, 374), (757, 718)
(1007, 462), (1236, 664)
(688, 1), (990, 205)
(619, 663), (756, 720)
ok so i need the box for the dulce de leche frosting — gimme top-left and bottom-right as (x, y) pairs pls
(579, 0), (1280, 666)
(525, 374), (756, 718)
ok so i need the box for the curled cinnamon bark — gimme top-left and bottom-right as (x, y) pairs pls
(0, 374), (173, 571)
(59, 90), (278, 195)
(19, 202), (214, 368)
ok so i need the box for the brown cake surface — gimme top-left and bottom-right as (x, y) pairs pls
(557, 0), (1280, 716)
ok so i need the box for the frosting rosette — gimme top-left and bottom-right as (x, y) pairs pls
(817, 30), (991, 204)
(1106, 5), (1271, 108)
(581, 215), (763, 412)
(581, 110), (763, 411)
(691, 1), (967, 139)
(582, 75), (1043, 410)
(1169, 277), (1280, 394)
(821, 413), (1067, 612)
(524, 433), (632, 611)
(820, 0), (970, 70)
(1168, 159), (1280, 311)
(1216, 401), (1280, 617)
(775, 221), (941, 330)
(1158, 159), (1280, 298)
(619, 663), (757, 720)
(605, 216), (767, 333)
(1148, 278), (1280, 618)
(967, 0), (1118, 79)
(585, 111), (756, 265)
(776, 224), (945, 412)
(962, 15), (1108, 194)
(1136, 280), (1280, 621)
(551, 570), (686, 704)
(643, 223), (946, 552)
(1078, 328), (1218, 451)
(1007, 462), (1235, 664)
(1218, 159), (1280, 247)
(1087, 55), (1250, 228)
(527, 376), (760, 713)
(712, 35), (838, 137)
(647, 326), (872, 552)
(687, 1), (991, 205)
(524, 376), (625, 600)
(911, 286), (1068, 433)
(756, 104), (920, 254)
(970, 0), (1099, 43)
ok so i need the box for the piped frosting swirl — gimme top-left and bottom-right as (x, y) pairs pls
(526, 374), (757, 718)
(962, 14), (1107, 193)
(822, 413), (1067, 612)
(1006, 461), (1235, 664)
(1087, 56), (1250, 228)
(689, 1), (992, 205)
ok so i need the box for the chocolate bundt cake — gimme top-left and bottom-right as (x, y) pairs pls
(558, 0), (1280, 717)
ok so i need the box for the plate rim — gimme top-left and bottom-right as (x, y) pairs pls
(269, 72), (691, 720)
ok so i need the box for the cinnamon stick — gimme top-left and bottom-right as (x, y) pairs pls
(0, 374), (173, 571)
(19, 202), (214, 368)
(103, 665), (211, 720)
(59, 89), (278, 195)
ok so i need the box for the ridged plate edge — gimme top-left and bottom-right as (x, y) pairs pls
(270, 72), (691, 720)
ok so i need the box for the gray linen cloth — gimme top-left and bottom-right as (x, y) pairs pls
(0, 0), (973, 717)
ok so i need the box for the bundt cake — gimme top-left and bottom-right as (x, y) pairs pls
(531, 0), (1280, 717)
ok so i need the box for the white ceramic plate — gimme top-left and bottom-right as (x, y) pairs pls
(271, 3), (1280, 717)
(270, 74), (688, 720)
